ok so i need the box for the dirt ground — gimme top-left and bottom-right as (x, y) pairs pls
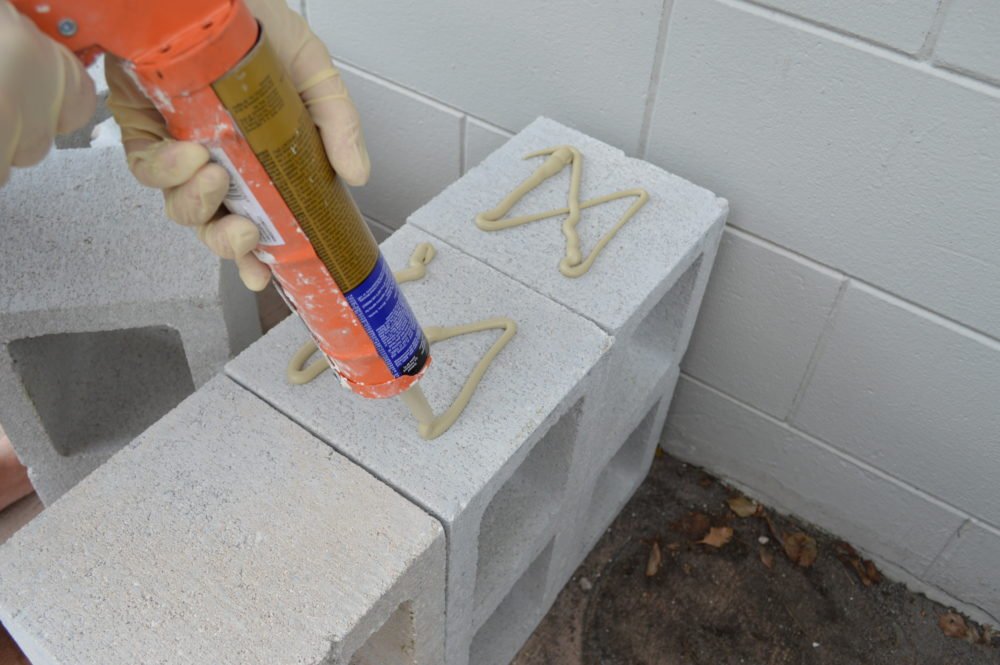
(513, 454), (998, 665)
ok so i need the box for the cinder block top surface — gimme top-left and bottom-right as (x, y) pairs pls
(0, 376), (443, 665)
(409, 117), (727, 333)
(0, 147), (218, 317)
(227, 225), (610, 521)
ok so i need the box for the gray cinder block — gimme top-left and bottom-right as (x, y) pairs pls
(228, 224), (613, 665)
(408, 116), (727, 456)
(0, 146), (260, 503)
(0, 376), (446, 665)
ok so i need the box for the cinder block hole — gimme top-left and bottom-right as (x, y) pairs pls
(349, 601), (415, 665)
(8, 326), (195, 458)
(470, 539), (554, 665)
(582, 401), (659, 548)
(473, 399), (581, 610)
(616, 256), (703, 398)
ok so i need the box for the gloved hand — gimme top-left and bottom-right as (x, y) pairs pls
(0, 0), (97, 185)
(105, 0), (370, 291)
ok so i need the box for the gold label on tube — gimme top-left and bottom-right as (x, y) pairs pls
(212, 32), (377, 292)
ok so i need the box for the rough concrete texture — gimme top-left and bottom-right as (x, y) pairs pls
(409, 117), (728, 338)
(0, 376), (446, 665)
(308, 0), (663, 154)
(227, 226), (611, 664)
(647, 0), (1000, 341)
(0, 146), (260, 504)
(409, 116), (725, 494)
(228, 224), (618, 665)
(934, 0), (1000, 85)
(513, 454), (1000, 665)
(750, 0), (940, 54)
(558, 368), (679, 579)
(680, 228), (845, 420)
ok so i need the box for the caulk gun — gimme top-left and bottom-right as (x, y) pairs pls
(15, 0), (442, 425)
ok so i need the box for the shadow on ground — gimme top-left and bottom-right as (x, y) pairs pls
(514, 454), (998, 665)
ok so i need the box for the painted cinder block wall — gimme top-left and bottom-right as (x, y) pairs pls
(293, 0), (1000, 623)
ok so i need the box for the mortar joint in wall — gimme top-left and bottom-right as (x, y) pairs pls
(637, 0), (675, 160)
(916, 0), (955, 61)
(785, 278), (849, 422)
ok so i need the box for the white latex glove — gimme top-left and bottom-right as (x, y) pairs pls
(0, 0), (97, 185)
(105, 0), (370, 291)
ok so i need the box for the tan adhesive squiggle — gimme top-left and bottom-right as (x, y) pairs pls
(475, 145), (649, 277)
(287, 242), (517, 439)
(401, 317), (517, 440)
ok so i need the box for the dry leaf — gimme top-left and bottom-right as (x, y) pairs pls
(783, 533), (818, 568)
(762, 511), (784, 547)
(939, 612), (969, 639)
(655, 447), (665, 459)
(646, 541), (662, 577)
(759, 546), (775, 569)
(698, 474), (714, 488)
(699, 526), (734, 548)
(727, 495), (761, 518)
(834, 541), (881, 586)
(859, 559), (882, 586)
(671, 512), (712, 540)
(666, 542), (682, 552)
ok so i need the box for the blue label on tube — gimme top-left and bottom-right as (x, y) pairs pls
(345, 255), (429, 378)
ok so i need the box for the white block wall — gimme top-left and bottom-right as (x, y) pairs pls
(300, 0), (1000, 623)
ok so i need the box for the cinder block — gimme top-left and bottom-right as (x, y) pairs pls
(228, 224), (615, 665)
(682, 229), (844, 419)
(306, 0), (663, 153)
(791, 283), (1000, 525)
(924, 521), (1000, 624)
(464, 118), (511, 173)
(554, 366), (679, 589)
(339, 64), (463, 229)
(0, 376), (446, 665)
(0, 147), (260, 504)
(410, 117), (726, 452)
(665, 376), (967, 577)
(751, 0), (939, 54)
(934, 0), (1000, 84)
(646, 0), (1000, 338)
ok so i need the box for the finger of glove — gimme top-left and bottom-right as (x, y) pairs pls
(54, 46), (97, 134)
(235, 252), (272, 291)
(105, 55), (172, 145)
(196, 213), (261, 260)
(0, 4), (95, 167)
(246, 0), (370, 186)
(0, 93), (19, 185)
(196, 213), (270, 291)
(300, 57), (370, 187)
(164, 162), (230, 227)
(126, 138), (212, 190)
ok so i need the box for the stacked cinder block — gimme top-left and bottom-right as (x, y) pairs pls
(0, 119), (723, 665)
(408, 117), (727, 594)
(229, 115), (725, 665)
(228, 224), (613, 665)
(411, 118), (724, 419)
(0, 147), (260, 504)
(0, 377), (446, 665)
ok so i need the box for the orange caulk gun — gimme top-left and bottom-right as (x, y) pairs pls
(17, 1), (439, 413)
